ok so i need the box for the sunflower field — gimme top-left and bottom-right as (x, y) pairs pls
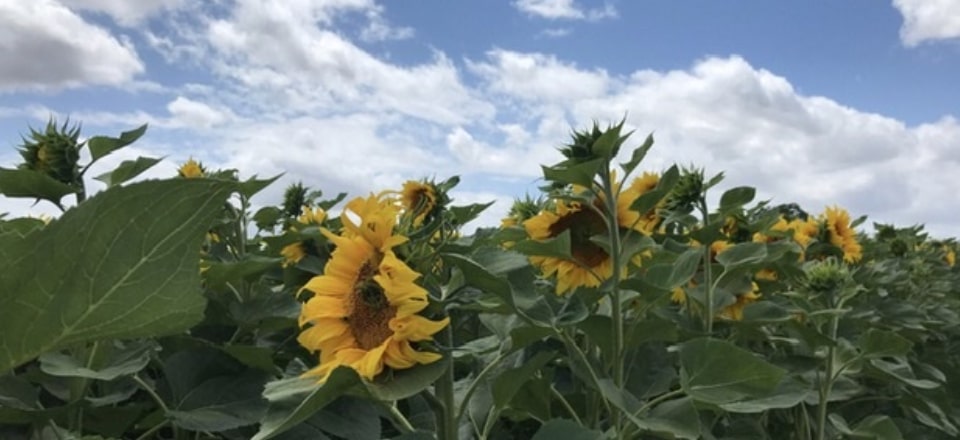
(1, 119), (958, 440)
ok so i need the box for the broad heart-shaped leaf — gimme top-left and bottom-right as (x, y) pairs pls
(492, 350), (556, 409)
(510, 230), (573, 260)
(541, 158), (605, 187)
(679, 338), (786, 405)
(39, 339), (159, 380)
(253, 368), (364, 440)
(638, 396), (701, 440)
(274, 396), (381, 440)
(0, 178), (235, 375)
(858, 328), (913, 359)
(830, 414), (904, 440)
(86, 123), (148, 161)
(0, 167), (76, 205)
(715, 242), (766, 267)
(93, 156), (162, 187)
(641, 248), (702, 290)
(532, 419), (603, 440)
(718, 186), (756, 213)
(717, 374), (811, 413)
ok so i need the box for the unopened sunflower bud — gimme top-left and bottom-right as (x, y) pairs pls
(18, 118), (82, 187)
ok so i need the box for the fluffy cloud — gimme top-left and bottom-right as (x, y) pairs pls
(58, 0), (184, 26)
(893, 0), (960, 46)
(461, 51), (959, 236)
(513, 0), (617, 21)
(166, 96), (231, 129)
(0, 0), (144, 92)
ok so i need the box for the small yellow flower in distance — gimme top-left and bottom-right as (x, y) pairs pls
(944, 246), (956, 267)
(297, 206), (327, 226)
(178, 158), (204, 178)
(823, 206), (862, 263)
(718, 283), (761, 321)
(281, 242), (306, 267)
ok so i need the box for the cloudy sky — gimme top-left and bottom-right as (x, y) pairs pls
(1, 0), (959, 237)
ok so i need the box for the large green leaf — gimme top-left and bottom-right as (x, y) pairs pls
(253, 368), (363, 440)
(87, 124), (148, 161)
(678, 338), (785, 405)
(0, 167), (76, 205)
(0, 178), (234, 375)
(859, 329), (913, 359)
(39, 339), (158, 381)
(93, 156), (162, 187)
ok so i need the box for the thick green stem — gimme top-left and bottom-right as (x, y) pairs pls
(435, 326), (458, 440)
(816, 297), (841, 440)
(386, 402), (416, 434)
(68, 341), (100, 432)
(455, 351), (509, 423)
(600, 170), (626, 438)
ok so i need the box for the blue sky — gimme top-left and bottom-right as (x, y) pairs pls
(1, 0), (959, 237)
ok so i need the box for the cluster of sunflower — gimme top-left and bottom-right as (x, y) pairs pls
(295, 180), (451, 382)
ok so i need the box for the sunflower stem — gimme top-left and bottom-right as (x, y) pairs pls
(699, 197), (715, 334)
(816, 292), (841, 440)
(436, 325), (458, 440)
(599, 168), (625, 438)
(386, 402), (417, 434)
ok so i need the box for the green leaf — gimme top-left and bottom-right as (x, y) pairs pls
(590, 120), (626, 159)
(0, 167), (76, 205)
(93, 156), (162, 187)
(492, 350), (556, 409)
(87, 124), (148, 161)
(643, 248), (702, 290)
(0, 178), (234, 375)
(718, 186), (756, 213)
(39, 340), (158, 380)
(511, 230), (573, 260)
(628, 165), (680, 214)
(868, 358), (939, 389)
(279, 396), (381, 440)
(859, 329), (913, 359)
(254, 206), (283, 230)
(0, 375), (39, 410)
(679, 338), (785, 405)
(715, 242), (767, 267)
(239, 174), (283, 199)
(443, 253), (514, 308)
(718, 375), (811, 412)
(364, 361), (448, 401)
(639, 396), (701, 440)
(541, 158), (605, 187)
(253, 368), (363, 440)
(532, 419), (603, 440)
(619, 133), (655, 178)
(851, 415), (904, 440)
(168, 369), (271, 431)
(450, 201), (494, 226)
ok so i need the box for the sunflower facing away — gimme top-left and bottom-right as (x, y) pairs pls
(525, 200), (613, 295)
(298, 194), (448, 382)
(400, 180), (437, 227)
(823, 206), (862, 263)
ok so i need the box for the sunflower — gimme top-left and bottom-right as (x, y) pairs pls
(400, 181), (437, 227)
(178, 158), (204, 178)
(297, 195), (447, 382)
(281, 242), (305, 268)
(718, 283), (761, 321)
(617, 172), (661, 235)
(525, 201), (613, 295)
(944, 246), (956, 267)
(823, 207), (862, 263)
(297, 205), (327, 226)
(790, 217), (820, 249)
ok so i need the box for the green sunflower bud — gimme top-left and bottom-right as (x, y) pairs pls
(282, 182), (308, 218)
(804, 258), (851, 294)
(18, 118), (82, 187)
(664, 166), (705, 214)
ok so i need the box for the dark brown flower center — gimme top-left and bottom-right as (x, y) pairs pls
(346, 260), (397, 350)
(548, 208), (609, 268)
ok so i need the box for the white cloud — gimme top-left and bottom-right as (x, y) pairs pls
(58, 0), (184, 26)
(166, 96), (231, 129)
(539, 28), (572, 38)
(0, 0), (144, 92)
(514, 0), (617, 21)
(893, 0), (960, 46)
(461, 51), (960, 237)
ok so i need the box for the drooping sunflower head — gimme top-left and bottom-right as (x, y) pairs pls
(281, 242), (306, 267)
(298, 233), (448, 382)
(297, 205), (326, 226)
(718, 283), (761, 321)
(282, 182), (309, 218)
(524, 201), (612, 294)
(341, 194), (405, 251)
(400, 180), (437, 227)
(178, 158), (205, 178)
(664, 166), (705, 214)
(18, 118), (82, 186)
(822, 206), (862, 263)
(618, 172), (661, 235)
